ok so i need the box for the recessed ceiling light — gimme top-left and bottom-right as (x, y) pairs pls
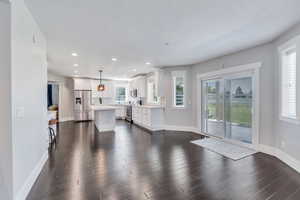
(146, 62), (151, 65)
(73, 64), (79, 67)
(112, 58), (117, 62)
(72, 52), (78, 57)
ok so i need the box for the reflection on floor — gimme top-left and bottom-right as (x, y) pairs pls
(27, 120), (300, 200)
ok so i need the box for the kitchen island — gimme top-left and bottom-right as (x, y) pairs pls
(132, 105), (165, 131)
(93, 106), (117, 132)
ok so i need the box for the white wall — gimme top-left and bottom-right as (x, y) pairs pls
(160, 66), (195, 128)
(48, 71), (74, 121)
(191, 43), (275, 146)
(11, 0), (48, 199)
(273, 23), (300, 160)
(161, 43), (276, 146)
(0, 1), (13, 200)
(159, 22), (300, 169)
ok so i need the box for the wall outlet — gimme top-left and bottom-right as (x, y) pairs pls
(281, 141), (286, 149)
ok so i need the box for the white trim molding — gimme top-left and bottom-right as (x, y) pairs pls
(171, 70), (186, 108)
(159, 125), (300, 174)
(278, 34), (300, 52)
(163, 126), (212, 137)
(164, 125), (199, 133)
(196, 62), (261, 148)
(278, 35), (300, 124)
(163, 126), (300, 174)
(136, 121), (300, 174)
(15, 151), (48, 200)
(259, 144), (300, 173)
(197, 62), (262, 79)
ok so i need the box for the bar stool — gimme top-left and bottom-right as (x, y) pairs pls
(48, 119), (58, 146)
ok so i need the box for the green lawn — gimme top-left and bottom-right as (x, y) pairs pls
(207, 103), (251, 127)
(230, 103), (251, 127)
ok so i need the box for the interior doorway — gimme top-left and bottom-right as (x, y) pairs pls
(47, 82), (59, 121)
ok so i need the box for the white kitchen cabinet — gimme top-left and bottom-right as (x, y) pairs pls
(132, 106), (164, 131)
(129, 76), (146, 98)
(137, 76), (146, 98)
(115, 106), (126, 119)
(154, 69), (165, 97)
(73, 78), (91, 90)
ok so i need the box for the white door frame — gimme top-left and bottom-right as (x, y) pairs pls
(196, 62), (261, 150)
(48, 81), (63, 121)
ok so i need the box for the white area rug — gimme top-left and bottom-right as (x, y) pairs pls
(191, 138), (256, 160)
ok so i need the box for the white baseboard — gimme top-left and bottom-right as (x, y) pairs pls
(276, 149), (300, 173)
(258, 144), (277, 156)
(164, 126), (300, 174)
(164, 125), (199, 133)
(15, 151), (48, 200)
(163, 125), (210, 137)
(59, 117), (74, 122)
(259, 144), (300, 173)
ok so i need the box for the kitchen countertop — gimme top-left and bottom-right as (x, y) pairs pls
(132, 105), (165, 109)
(92, 106), (117, 111)
(109, 104), (130, 107)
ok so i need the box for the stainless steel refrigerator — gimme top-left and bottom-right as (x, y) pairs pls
(74, 90), (93, 121)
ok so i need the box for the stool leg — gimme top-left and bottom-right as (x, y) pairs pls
(49, 127), (56, 145)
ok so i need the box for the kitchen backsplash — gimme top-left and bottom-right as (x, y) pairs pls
(92, 97), (113, 105)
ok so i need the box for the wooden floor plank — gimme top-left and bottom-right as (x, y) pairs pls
(26, 121), (300, 200)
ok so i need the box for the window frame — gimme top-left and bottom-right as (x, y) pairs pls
(278, 35), (300, 124)
(115, 86), (127, 104)
(147, 76), (159, 104)
(172, 71), (186, 108)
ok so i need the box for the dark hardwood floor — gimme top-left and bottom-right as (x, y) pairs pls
(27, 120), (300, 200)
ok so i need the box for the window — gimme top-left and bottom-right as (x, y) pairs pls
(279, 36), (300, 123)
(281, 48), (297, 118)
(115, 87), (126, 104)
(147, 79), (158, 104)
(172, 71), (186, 107)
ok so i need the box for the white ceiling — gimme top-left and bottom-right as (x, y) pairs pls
(25, 0), (300, 79)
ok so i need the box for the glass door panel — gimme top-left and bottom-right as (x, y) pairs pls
(201, 79), (224, 138)
(224, 77), (252, 144)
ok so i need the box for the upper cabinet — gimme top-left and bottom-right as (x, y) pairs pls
(137, 76), (146, 98)
(130, 76), (146, 98)
(73, 78), (114, 98)
(129, 70), (165, 100)
(73, 78), (91, 90)
(154, 69), (165, 97)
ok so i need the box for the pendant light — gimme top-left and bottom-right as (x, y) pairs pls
(97, 70), (105, 91)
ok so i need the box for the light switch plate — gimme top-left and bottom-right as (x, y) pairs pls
(16, 107), (25, 119)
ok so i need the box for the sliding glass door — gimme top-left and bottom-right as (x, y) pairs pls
(224, 77), (252, 144)
(201, 79), (224, 138)
(201, 75), (253, 144)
